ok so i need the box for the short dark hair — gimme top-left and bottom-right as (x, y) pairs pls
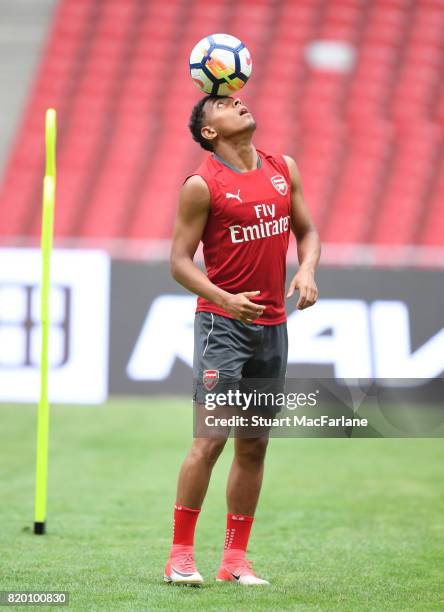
(188, 95), (218, 151)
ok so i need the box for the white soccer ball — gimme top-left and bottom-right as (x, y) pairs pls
(189, 33), (252, 96)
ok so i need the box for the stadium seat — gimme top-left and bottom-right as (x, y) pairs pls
(1, 0), (443, 249)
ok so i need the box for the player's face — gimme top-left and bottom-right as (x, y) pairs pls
(202, 96), (256, 143)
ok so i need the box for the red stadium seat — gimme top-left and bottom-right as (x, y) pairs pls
(1, 0), (443, 249)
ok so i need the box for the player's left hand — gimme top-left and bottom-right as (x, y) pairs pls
(286, 268), (318, 310)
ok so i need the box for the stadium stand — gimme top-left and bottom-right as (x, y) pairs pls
(0, 0), (443, 249)
(0, 0), (54, 174)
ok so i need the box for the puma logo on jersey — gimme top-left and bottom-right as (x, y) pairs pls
(226, 189), (242, 203)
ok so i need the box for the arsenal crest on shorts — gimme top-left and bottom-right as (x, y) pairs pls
(271, 174), (288, 196)
(203, 369), (219, 391)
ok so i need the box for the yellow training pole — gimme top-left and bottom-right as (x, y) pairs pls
(45, 108), (56, 181)
(34, 109), (56, 535)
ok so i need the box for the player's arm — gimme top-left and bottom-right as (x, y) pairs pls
(284, 155), (321, 310)
(170, 175), (265, 323)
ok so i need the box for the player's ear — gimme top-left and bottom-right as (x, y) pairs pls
(201, 125), (217, 145)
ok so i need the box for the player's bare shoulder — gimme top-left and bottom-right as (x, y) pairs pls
(181, 175), (211, 214)
(282, 154), (302, 188)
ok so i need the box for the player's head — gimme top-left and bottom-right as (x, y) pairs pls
(189, 95), (256, 152)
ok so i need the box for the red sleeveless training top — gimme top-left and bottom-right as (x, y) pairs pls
(186, 148), (291, 325)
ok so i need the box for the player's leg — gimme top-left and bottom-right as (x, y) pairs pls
(216, 322), (288, 585)
(165, 312), (249, 585)
(176, 437), (227, 508)
(216, 436), (270, 585)
(164, 436), (227, 585)
(227, 436), (269, 515)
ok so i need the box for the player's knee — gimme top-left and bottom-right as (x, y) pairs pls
(235, 436), (269, 464)
(191, 437), (227, 466)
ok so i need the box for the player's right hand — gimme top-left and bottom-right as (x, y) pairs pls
(222, 290), (265, 324)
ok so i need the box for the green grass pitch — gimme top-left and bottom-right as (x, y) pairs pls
(0, 399), (443, 611)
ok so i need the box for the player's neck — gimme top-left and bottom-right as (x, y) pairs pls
(214, 141), (257, 173)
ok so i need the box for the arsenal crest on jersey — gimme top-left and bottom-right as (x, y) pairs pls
(203, 369), (219, 391)
(271, 174), (288, 196)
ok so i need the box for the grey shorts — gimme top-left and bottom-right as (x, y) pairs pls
(193, 312), (288, 414)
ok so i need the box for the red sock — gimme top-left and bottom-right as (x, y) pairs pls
(172, 504), (200, 547)
(223, 513), (254, 555)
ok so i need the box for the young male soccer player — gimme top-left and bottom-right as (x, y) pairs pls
(165, 95), (321, 585)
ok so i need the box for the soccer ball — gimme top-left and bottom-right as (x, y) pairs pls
(189, 33), (252, 96)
